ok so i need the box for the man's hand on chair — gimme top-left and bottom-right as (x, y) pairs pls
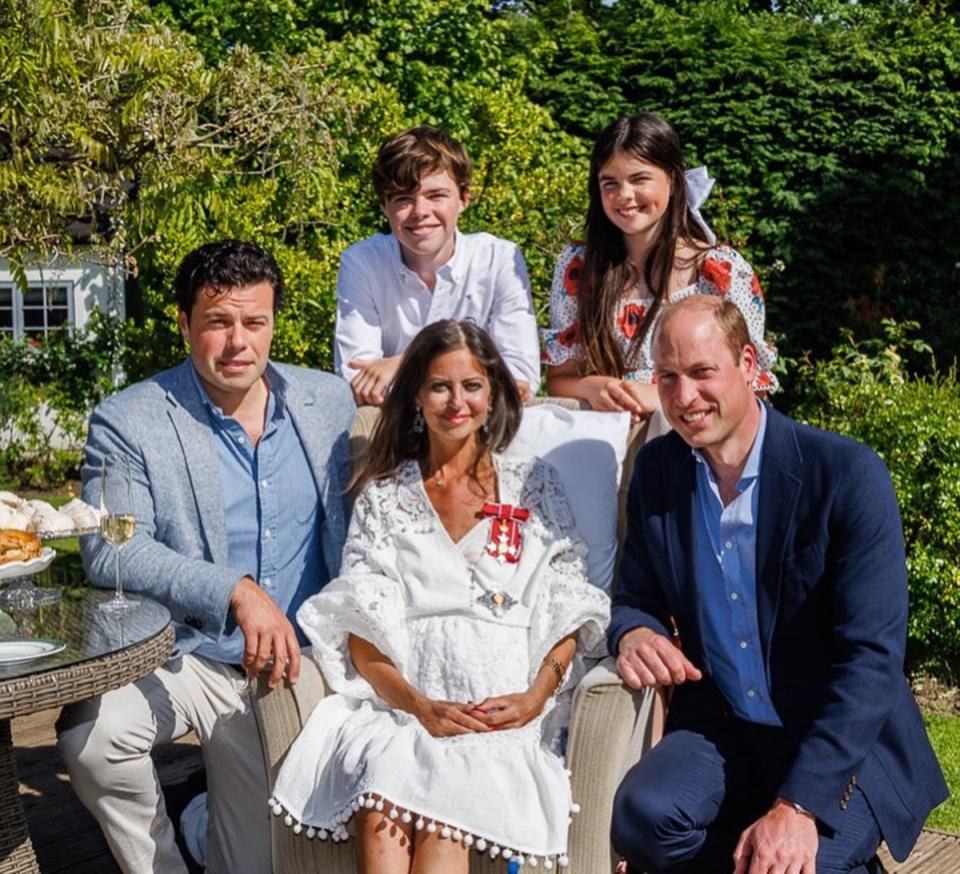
(732, 797), (818, 874)
(230, 576), (301, 688)
(616, 626), (702, 689)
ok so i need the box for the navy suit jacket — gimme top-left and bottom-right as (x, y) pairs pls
(608, 407), (947, 861)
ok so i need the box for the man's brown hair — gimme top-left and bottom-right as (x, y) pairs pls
(372, 126), (472, 202)
(654, 295), (752, 366)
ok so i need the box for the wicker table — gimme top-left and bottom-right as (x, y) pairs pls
(0, 588), (173, 873)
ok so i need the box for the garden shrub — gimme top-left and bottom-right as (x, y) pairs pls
(0, 313), (121, 489)
(791, 320), (960, 665)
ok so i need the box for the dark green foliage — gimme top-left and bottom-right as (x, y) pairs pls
(7, 0), (959, 374)
(0, 313), (122, 488)
(792, 321), (960, 663)
(503, 0), (960, 368)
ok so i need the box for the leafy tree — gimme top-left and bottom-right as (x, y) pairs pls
(5, 0), (960, 404)
(1, 0), (587, 388)
(0, 0), (350, 375)
(0, 313), (122, 487)
(146, 0), (589, 320)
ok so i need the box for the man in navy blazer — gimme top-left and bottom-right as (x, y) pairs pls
(609, 295), (946, 873)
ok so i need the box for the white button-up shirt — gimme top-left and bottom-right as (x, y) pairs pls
(334, 231), (541, 391)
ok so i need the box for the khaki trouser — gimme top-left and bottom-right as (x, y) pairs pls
(57, 654), (270, 874)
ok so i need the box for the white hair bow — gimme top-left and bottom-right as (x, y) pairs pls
(685, 166), (716, 245)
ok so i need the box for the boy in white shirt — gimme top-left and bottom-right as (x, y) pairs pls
(334, 126), (541, 405)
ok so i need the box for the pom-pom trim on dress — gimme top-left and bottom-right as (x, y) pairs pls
(268, 791), (577, 869)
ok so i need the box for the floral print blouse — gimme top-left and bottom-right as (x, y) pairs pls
(542, 244), (778, 393)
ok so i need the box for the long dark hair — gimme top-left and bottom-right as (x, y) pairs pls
(351, 320), (523, 493)
(577, 113), (711, 378)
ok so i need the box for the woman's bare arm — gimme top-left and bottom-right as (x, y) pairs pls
(348, 634), (490, 736)
(473, 633), (578, 729)
(547, 361), (648, 421)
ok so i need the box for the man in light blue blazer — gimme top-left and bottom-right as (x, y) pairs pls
(57, 240), (355, 874)
(609, 295), (946, 873)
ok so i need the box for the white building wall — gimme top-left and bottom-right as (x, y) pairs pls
(0, 253), (125, 453)
(0, 252), (125, 333)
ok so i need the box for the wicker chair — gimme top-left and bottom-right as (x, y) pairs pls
(250, 402), (671, 873)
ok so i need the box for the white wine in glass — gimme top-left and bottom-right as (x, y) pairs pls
(99, 455), (136, 613)
(101, 514), (136, 547)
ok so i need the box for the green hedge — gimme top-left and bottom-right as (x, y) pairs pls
(6, 1), (960, 377)
(791, 321), (960, 665)
(0, 314), (121, 489)
(504, 0), (960, 369)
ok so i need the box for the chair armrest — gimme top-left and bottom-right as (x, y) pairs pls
(251, 654), (353, 873)
(250, 650), (329, 790)
(566, 657), (667, 872)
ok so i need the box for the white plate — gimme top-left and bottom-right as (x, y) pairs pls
(0, 638), (66, 663)
(34, 526), (99, 540)
(0, 547), (57, 581)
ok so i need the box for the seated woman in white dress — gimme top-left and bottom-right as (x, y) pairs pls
(270, 319), (609, 872)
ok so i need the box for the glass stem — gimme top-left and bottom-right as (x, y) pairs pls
(114, 547), (122, 601)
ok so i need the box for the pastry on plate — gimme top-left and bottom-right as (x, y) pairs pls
(0, 529), (43, 564)
(3, 509), (32, 532)
(60, 497), (101, 530)
(27, 506), (76, 535)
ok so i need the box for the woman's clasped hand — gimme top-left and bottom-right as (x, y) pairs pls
(412, 691), (546, 736)
(580, 374), (660, 421)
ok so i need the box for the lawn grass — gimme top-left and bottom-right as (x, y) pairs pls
(925, 711), (960, 832)
(45, 533), (80, 558)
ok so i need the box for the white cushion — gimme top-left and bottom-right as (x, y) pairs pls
(505, 405), (631, 591)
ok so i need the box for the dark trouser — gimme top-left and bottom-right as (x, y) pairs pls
(611, 708), (883, 873)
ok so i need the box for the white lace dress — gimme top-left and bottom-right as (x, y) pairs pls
(269, 455), (610, 868)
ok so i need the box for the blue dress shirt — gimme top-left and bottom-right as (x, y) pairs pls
(190, 364), (328, 665)
(692, 401), (781, 725)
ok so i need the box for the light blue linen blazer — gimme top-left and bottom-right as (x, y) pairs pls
(79, 359), (354, 655)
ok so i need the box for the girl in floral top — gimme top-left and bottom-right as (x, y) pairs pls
(544, 114), (777, 420)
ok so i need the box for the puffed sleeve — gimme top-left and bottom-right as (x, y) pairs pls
(296, 483), (410, 700)
(541, 245), (587, 368)
(697, 246), (779, 393)
(525, 460), (610, 694)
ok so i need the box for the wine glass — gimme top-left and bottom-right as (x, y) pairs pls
(98, 454), (137, 613)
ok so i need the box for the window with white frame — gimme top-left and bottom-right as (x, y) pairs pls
(0, 282), (73, 341)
